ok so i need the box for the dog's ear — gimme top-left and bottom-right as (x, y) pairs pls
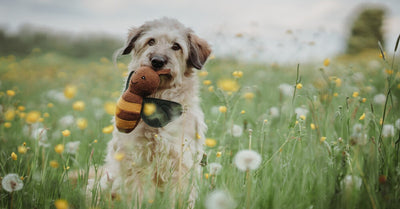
(187, 34), (211, 70)
(122, 27), (143, 55)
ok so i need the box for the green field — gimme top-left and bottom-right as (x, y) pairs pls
(1, 44), (400, 209)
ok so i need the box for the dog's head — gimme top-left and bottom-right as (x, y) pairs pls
(119, 18), (211, 89)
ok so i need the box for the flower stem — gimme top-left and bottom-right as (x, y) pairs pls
(246, 169), (251, 209)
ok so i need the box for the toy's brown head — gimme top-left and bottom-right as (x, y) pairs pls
(129, 66), (171, 96)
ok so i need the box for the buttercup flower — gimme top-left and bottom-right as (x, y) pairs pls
(6, 90), (16, 97)
(205, 138), (217, 148)
(18, 146), (27, 154)
(64, 85), (77, 99)
(25, 111), (41, 124)
(243, 92), (255, 100)
(1, 173), (24, 192)
(205, 190), (236, 209)
(72, 101), (85, 111)
(217, 79), (239, 92)
(323, 58), (330, 67)
(11, 152), (17, 161)
(76, 118), (88, 130)
(54, 199), (69, 209)
(55, 144), (65, 154)
(5, 109), (16, 121)
(219, 106), (227, 113)
(62, 129), (71, 137)
(234, 150), (262, 171)
(359, 113), (365, 120)
(296, 83), (303, 89)
(102, 125), (114, 134)
(50, 160), (59, 168)
(104, 101), (116, 115)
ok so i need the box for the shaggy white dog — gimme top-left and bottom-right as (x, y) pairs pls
(90, 18), (211, 207)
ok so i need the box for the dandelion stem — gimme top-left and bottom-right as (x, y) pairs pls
(248, 129), (253, 150)
(246, 169), (251, 209)
(9, 192), (13, 209)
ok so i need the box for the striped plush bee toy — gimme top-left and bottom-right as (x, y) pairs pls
(115, 66), (183, 133)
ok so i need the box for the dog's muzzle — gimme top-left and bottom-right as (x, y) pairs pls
(151, 55), (168, 69)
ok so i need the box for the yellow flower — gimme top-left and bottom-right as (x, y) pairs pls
(11, 152), (17, 160)
(295, 120), (299, 125)
(5, 109), (16, 121)
(102, 125), (114, 134)
(204, 173), (210, 179)
(50, 160), (59, 168)
(25, 111), (41, 124)
(232, 71), (243, 78)
(43, 113), (50, 118)
(323, 58), (330, 67)
(19, 112), (26, 118)
(4, 122), (12, 128)
(17, 106), (25, 111)
(64, 85), (77, 99)
(310, 123), (316, 130)
(38, 117), (44, 123)
(219, 106), (227, 113)
(76, 118), (88, 130)
(6, 90), (16, 97)
(148, 199), (154, 204)
(93, 139), (98, 143)
(352, 92), (359, 98)
(203, 80), (212, 85)
(264, 119), (268, 123)
(359, 113), (365, 120)
(18, 146), (27, 154)
(198, 71), (208, 77)
(114, 152), (125, 161)
(143, 103), (156, 116)
(385, 69), (394, 75)
(205, 138), (217, 147)
(361, 98), (367, 103)
(47, 103), (54, 108)
(398, 84), (400, 89)
(335, 78), (342, 87)
(54, 199), (69, 209)
(104, 102), (116, 115)
(117, 62), (126, 69)
(244, 92), (255, 100)
(208, 86), (214, 92)
(379, 118), (383, 125)
(241, 110), (246, 114)
(217, 79), (239, 92)
(216, 152), (222, 157)
(54, 144), (65, 154)
(209, 54), (216, 60)
(122, 71), (129, 77)
(100, 57), (109, 64)
(72, 101), (85, 111)
(62, 129), (71, 137)
(299, 115), (306, 120)
(196, 133), (201, 139)
(296, 83), (303, 89)
(333, 92), (338, 97)
(320, 136), (327, 143)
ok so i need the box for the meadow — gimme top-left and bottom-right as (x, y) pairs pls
(1, 40), (400, 209)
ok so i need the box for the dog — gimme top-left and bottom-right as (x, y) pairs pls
(88, 18), (211, 208)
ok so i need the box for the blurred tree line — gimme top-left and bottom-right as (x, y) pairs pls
(0, 25), (122, 59)
(346, 6), (386, 54)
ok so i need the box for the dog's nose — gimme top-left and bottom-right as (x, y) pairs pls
(151, 55), (167, 69)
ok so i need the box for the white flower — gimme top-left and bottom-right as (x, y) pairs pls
(341, 175), (362, 191)
(209, 163), (222, 175)
(230, 124), (243, 137)
(46, 90), (68, 103)
(373, 94), (386, 105)
(58, 115), (75, 127)
(295, 107), (309, 119)
(65, 141), (80, 154)
(382, 124), (395, 138)
(352, 123), (362, 134)
(278, 83), (294, 97)
(1, 173), (24, 192)
(269, 107), (280, 118)
(205, 190), (236, 209)
(395, 119), (400, 130)
(234, 150), (262, 171)
(352, 72), (365, 83)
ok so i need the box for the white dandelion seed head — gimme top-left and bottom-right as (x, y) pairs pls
(368, 60), (381, 69)
(31, 127), (48, 141)
(65, 141), (80, 154)
(209, 163), (223, 176)
(341, 175), (362, 191)
(205, 190), (236, 209)
(278, 83), (294, 97)
(352, 72), (365, 83)
(1, 173), (24, 193)
(46, 90), (68, 103)
(382, 124), (395, 138)
(295, 107), (309, 119)
(231, 124), (243, 137)
(373, 93), (386, 105)
(269, 107), (280, 118)
(234, 150), (262, 171)
(352, 123), (363, 134)
(58, 115), (75, 127)
(395, 119), (400, 130)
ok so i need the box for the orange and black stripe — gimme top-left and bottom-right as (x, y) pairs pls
(115, 94), (143, 133)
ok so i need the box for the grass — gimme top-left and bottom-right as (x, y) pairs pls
(0, 45), (400, 209)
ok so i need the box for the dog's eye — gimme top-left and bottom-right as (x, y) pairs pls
(141, 76), (146, 80)
(171, 43), (181, 51)
(147, 39), (155, 46)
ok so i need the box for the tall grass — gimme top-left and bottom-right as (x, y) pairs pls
(0, 39), (399, 209)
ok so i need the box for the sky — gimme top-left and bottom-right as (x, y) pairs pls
(1, 0), (399, 63)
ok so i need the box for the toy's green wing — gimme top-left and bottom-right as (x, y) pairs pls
(140, 98), (183, 128)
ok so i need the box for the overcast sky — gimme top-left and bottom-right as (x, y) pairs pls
(1, 0), (399, 63)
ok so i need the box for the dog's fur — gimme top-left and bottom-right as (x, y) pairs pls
(89, 18), (211, 207)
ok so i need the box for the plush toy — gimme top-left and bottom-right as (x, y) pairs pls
(115, 66), (183, 133)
